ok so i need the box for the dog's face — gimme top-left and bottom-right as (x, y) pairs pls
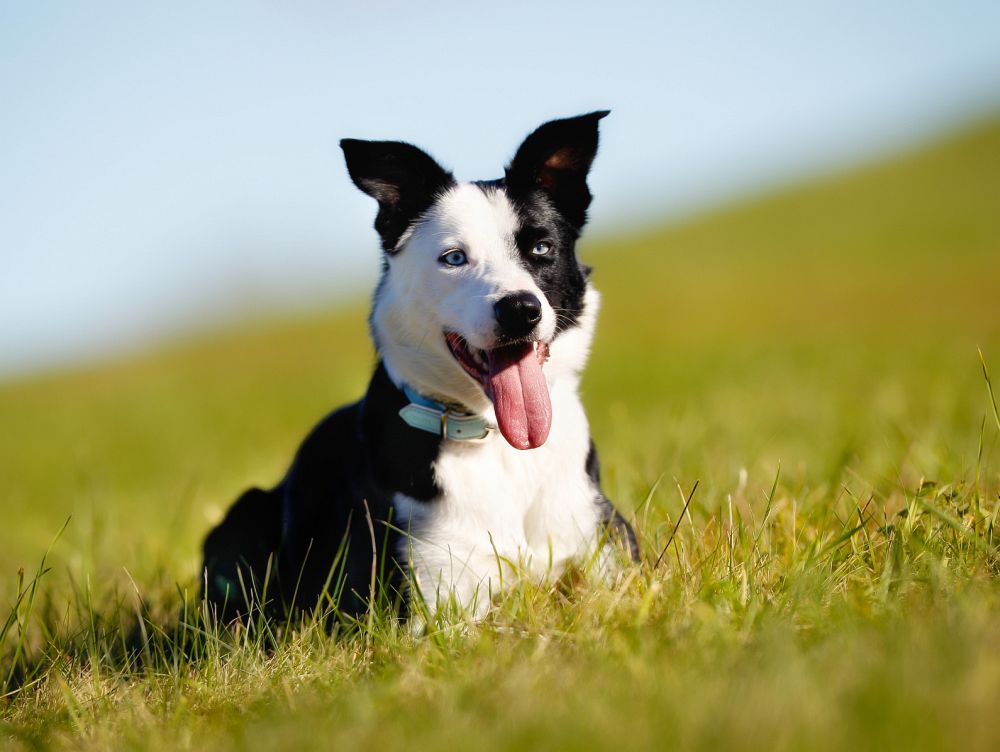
(341, 112), (607, 450)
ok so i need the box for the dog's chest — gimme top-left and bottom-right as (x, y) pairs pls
(391, 387), (601, 605)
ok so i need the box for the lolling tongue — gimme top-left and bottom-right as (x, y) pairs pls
(485, 342), (552, 450)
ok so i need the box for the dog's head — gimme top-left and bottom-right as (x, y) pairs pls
(341, 112), (607, 450)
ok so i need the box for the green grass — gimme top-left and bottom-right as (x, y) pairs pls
(3, 117), (1000, 750)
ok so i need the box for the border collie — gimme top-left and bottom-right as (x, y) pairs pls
(201, 111), (636, 623)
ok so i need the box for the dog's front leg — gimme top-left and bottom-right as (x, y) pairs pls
(402, 531), (514, 625)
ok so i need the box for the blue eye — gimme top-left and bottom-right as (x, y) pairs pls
(532, 241), (552, 256)
(440, 249), (468, 267)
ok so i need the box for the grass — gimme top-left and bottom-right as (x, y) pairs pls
(2, 117), (1000, 750)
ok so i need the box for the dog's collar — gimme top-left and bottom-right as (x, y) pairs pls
(398, 385), (493, 441)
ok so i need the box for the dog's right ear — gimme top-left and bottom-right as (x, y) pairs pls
(340, 139), (455, 253)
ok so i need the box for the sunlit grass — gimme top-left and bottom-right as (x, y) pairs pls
(2, 118), (1000, 750)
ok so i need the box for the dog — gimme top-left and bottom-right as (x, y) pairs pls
(201, 111), (636, 624)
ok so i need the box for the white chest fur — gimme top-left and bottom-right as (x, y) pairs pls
(392, 381), (601, 617)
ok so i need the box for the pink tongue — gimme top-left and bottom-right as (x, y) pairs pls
(486, 343), (552, 450)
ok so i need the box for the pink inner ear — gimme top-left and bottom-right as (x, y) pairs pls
(360, 178), (401, 206)
(544, 147), (578, 171)
(538, 148), (579, 190)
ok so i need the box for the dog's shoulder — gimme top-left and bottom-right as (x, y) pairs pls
(281, 401), (368, 557)
(282, 362), (444, 528)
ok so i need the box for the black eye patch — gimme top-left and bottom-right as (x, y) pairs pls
(515, 226), (556, 260)
(506, 190), (588, 335)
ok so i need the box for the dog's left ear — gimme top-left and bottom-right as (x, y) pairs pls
(340, 139), (455, 253)
(505, 110), (609, 231)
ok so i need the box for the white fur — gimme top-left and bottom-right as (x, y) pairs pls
(374, 182), (605, 618)
(373, 183), (557, 413)
(394, 292), (603, 618)
(395, 385), (601, 618)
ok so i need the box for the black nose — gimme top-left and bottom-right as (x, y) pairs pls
(494, 291), (542, 340)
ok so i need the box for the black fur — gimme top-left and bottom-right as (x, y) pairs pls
(505, 111), (609, 231)
(202, 363), (442, 623)
(587, 442), (639, 560)
(340, 139), (456, 254)
(479, 112), (609, 335)
(508, 189), (590, 335)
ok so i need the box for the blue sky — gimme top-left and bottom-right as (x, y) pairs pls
(2, 1), (1000, 376)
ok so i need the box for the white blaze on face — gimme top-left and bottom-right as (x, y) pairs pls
(372, 183), (557, 416)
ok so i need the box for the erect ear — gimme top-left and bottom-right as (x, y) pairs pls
(505, 110), (609, 231)
(340, 139), (455, 253)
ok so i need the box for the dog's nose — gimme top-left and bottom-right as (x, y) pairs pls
(494, 291), (542, 339)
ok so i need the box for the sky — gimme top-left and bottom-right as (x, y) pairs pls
(2, 1), (1000, 376)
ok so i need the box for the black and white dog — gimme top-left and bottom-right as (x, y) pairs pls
(201, 112), (635, 623)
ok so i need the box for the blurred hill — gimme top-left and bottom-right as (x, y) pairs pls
(1, 116), (999, 582)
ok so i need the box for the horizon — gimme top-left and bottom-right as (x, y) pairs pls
(3, 1), (1000, 378)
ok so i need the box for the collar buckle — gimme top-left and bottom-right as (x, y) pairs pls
(398, 385), (493, 442)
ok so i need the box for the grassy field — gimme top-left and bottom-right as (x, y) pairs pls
(2, 118), (1000, 750)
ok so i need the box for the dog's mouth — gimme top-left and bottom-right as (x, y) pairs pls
(445, 332), (552, 450)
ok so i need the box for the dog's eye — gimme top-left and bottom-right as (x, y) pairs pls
(532, 241), (552, 256)
(440, 249), (468, 267)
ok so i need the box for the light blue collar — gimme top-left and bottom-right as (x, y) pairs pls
(398, 385), (493, 441)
